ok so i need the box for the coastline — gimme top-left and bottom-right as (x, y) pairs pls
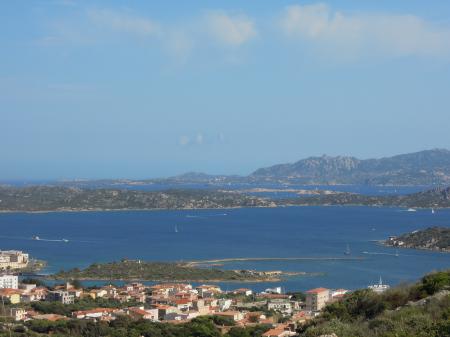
(0, 203), (448, 214)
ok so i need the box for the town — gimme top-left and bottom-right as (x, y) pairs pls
(0, 275), (352, 337)
(0, 251), (363, 337)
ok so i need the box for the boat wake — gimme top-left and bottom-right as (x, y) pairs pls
(186, 213), (228, 218)
(362, 251), (401, 257)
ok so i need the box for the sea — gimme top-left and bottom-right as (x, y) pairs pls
(1, 188), (449, 292)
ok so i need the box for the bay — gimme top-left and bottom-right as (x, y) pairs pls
(0, 206), (449, 292)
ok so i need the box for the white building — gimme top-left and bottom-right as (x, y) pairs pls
(267, 299), (293, 315)
(0, 275), (19, 289)
(264, 287), (282, 294)
(0, 250), (29, 270)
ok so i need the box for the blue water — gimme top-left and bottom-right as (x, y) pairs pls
(0, 206), (449, 292)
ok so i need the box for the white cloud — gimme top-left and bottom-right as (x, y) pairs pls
(205, 11), (257, 47)
(279, 3), (450, 58)
(179, 135), (191, 146)
(87, 9), (161, 37)
(165, 30), (194, 62)
(196, 133), (204, 145)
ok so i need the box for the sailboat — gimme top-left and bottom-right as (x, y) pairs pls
(431, 208), (435, 214)
(344, 244), (351, 255)
(174, 225), (178, 233)
(368, 276), (390, 293)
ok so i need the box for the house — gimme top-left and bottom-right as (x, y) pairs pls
(196, 285), (221, 298)
(127, 307), (158, 321)
(331, 289), (349, 298)
(0, 250), (29, 270)
(153, 304), (179, 320)
(88, 289), (107, 299)
(192, 298), (213, 315)
(244, 311), (267, 324)
(128, 282), (146, 292)
(21, 287), (47, 302)
(214, 311), (244, 322)
(7, 307), (26, 321)
(72, 308), (116, 320)
(20, 283), (36, 292)
(0, 275), (19, 289)
(218, 298), (233, 311)
(264, 287), (282, 294)
(130, 292), (146, 303)
(163, 312), (190, 321)
(101, 285), (118, 299)
(233, 288), (253, 296)
(305, 288), (330, 312)
(47, 290), (75, 304)
(267, 299), (293, 315)
(0, 288), (21, 304)
(262, 323), (297, 337)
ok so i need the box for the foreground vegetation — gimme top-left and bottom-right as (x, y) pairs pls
(53, 260), (276, 282)
(298, 270), (450, 337)
(0, 315), (271, 337)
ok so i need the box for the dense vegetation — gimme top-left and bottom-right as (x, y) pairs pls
(0, 186), (272, 212)
(298, 270), (450, 337)
(53, 260), (273, 281)
(0, 316), (271, 337)
(30, 298), (140, 317)
(385, 227), (450, 252)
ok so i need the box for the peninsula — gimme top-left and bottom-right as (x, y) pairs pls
(52, 260), (289, 282)
(384, 227), (450, 252)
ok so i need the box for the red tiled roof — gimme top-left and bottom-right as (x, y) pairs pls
(306, 287), (329, 294)
(129, 307), (150, 316)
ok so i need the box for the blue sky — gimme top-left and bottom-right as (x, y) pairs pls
(1, 1), (450, 179)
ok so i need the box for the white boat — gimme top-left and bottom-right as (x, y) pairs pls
(174, 225), (178, 233)
(407, 208), (417, 212)
(368, 277), (390, 293)
(344, 244), (351, 255)
(62, 239), (69, 243)
(32, 236), (40, 241)
(431, 208), (435, 214)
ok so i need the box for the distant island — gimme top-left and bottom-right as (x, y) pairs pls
(1, 185), (450, 212)
(5, 149), (450, 189)
(283, 186), (450, 208)
(384, 227), (450, 252)
(52, 260), (286, 282)
(0, 186), (274, 212)
(250, 148), (450, 185)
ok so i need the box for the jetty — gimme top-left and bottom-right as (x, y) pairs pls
(186, 256), (364, 267)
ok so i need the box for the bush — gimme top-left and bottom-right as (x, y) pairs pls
(420, 271), (450, 295)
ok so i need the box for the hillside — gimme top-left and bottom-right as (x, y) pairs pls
(385, 227), (450, 252)
(1, 185), (450, 211)
(287, 186), (450, 208)
(0, 186), (272, 212)
(251, 149), (450, 185)
(297, 270), (450, 337)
